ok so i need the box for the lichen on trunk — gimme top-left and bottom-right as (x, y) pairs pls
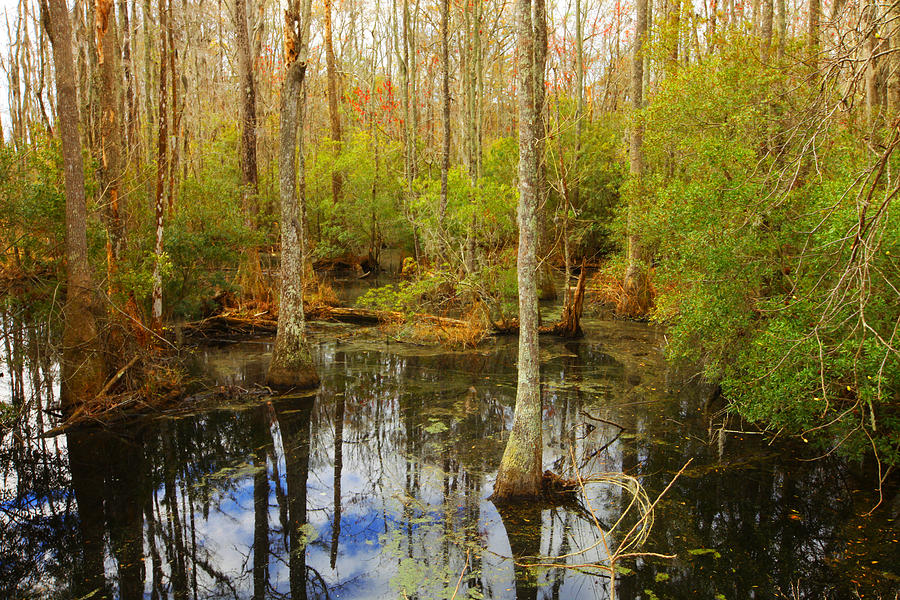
(492, 0), (545, 502)
(267, 2), (318, 390)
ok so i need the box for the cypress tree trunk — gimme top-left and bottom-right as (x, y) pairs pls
(41, 0), (106, 410)
(267, 0), (319, 389)
(492, 0), (544, 501)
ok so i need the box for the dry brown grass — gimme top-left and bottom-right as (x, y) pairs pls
(589, 265), (656, 318)
(381, 304), (490, 348)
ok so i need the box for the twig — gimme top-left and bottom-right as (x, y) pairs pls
(95, 355), (139, 399)
(448, 550), (470, 600)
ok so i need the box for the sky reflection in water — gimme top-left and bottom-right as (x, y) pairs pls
(0, 317), (897, 599)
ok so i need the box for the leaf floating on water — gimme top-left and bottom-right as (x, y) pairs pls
(688, 548), (722, 559)
(424, 419), (448, 434)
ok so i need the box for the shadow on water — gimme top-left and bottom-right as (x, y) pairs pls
(1, 307), (898, 599)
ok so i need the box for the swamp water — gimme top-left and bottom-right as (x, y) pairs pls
(1, 315), (898, 599)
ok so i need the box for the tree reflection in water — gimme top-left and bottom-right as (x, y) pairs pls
(0, 315), (897, 599)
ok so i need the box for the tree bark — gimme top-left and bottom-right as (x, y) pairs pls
(267, 0), (319, 389)
(438, 0), (449, 223)
(776, 0), (785, 60)
(865, 0), (879, 126)
(42, 0), (106, 411)
(95, 0), (126, 293)
(151, 0), (168, 331)
(324, 0), (343, 204)
(808, 0), (820, 70)
(760, 0), (773, 59)
(234, 0), (264, 299)
(621, 0), (652, 317)
(492, 0), (544, 501)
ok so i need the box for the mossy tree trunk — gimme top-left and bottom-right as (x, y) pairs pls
(267, 0), (319, 389)
(41, 0), (106, 410)
(492, 0), (545, 502)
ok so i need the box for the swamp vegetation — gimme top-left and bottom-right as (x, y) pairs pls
(0, 0), (899, 593)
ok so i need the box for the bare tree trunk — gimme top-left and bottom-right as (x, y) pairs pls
(761, 0), (773, 58)
(492, 0), (544, 502)
(234, 0), (264, 299)
(324, 0), (342, 204)
(267, 0), (319, 389)
(117, 0), (136, 150)
(890, 4), (900, 112)
(95, 0), (126, 293)
(151, 0), (168, 331)
(166, 0), (177, 214)
(438, 0), (449, 223)
(808, 0), (820, 70)
(621, 0), (652, 316)
(865, 0), (879, 125)
(40, 0), (106, 410)
(776, 0), (785, 60)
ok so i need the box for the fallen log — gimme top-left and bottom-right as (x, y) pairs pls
(183, 305), (472, 338)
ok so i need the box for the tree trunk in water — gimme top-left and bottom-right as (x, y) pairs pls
(324, 0), (342, 204)
(234, 0), (264, 299)
(492, 0), (543, 501)
(42, 0), (106, 410)
(556, 263), (586, 338)
(267, 0), (319, 389)
(95, 0), (126, 294)
(621, 0), (652, 317)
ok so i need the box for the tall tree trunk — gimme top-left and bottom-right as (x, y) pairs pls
(438, 0), (449, 223)
(234, 0), (264, 299)
(865, 0), (879, 126)
(890, 4), (900, 112)
(324, 0), (343, 204)
(95, 0), (126, 293)
(166, 0), (177, 213)
(760, 0), (773, 58)
(808, 0), (820, 70)
(267, 0), (319, 389)
(151, 0), (168, 331)
(117, 0), (136, 151)
(41, 0), (106, 410)
(621, 0), (651, 316)
(776, 0), (785, 60)
(492, 0), (544, 501)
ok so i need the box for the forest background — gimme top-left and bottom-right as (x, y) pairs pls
(0, 0), (897, 480)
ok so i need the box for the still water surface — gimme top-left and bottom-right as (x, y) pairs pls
(1, 315), (897, 599)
